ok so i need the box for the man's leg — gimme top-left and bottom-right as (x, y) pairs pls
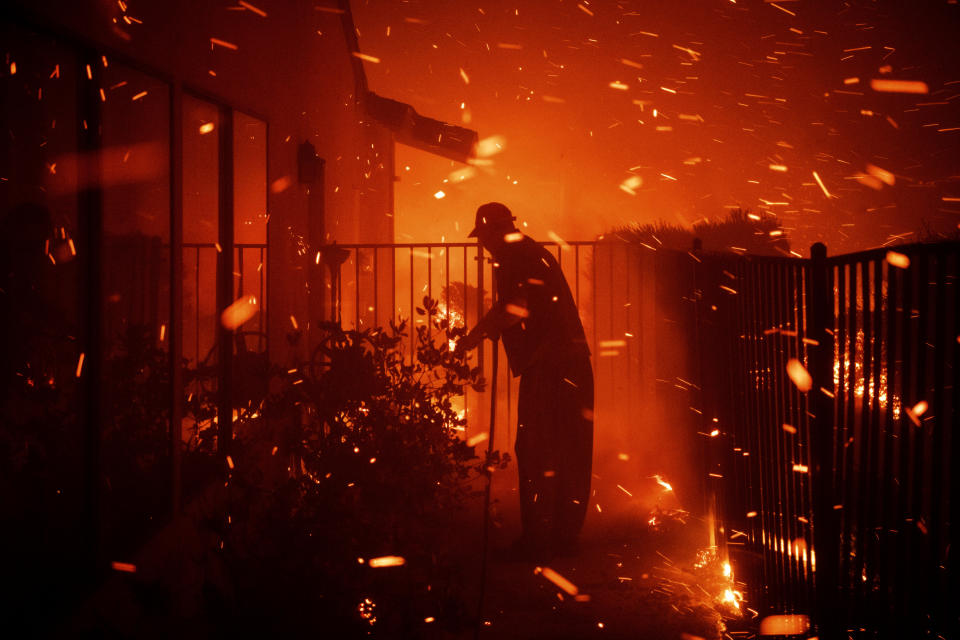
(516, 367), (560, 554)
(554, 352), (594, 549)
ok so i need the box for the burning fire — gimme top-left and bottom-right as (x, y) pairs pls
(721, 587), (743, 611)
(653, 474), (673, 492)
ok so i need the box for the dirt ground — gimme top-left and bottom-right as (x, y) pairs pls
(443, 492), (752, 640)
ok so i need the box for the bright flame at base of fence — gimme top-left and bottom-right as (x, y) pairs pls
(759, 614), (810, 636)
(721, 587), (743, 611)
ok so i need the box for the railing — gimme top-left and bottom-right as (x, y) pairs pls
(316, 241), (600, 456)
(316, 237), (958, 636)
(698, 241), (959, 637)
(695, 251), (816, 617)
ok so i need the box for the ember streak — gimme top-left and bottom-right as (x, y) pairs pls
(355, 0), (960, 253)
(2, 1), (957, 638)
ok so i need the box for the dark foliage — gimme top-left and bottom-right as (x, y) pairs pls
(611, 208), (792, 256)
(211, 297), (506, 636)
(100, 324), (172, 555)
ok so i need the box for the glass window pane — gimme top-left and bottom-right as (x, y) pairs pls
(99, 61), (172, 555)
(181, 95), (220, 457)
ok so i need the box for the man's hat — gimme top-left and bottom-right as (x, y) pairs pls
(469, 202), (516, 237)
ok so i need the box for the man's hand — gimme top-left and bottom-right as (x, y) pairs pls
(454, 327), (483, 357)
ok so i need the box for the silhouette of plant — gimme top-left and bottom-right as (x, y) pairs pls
(213, 297), (506, 635)
(613, 208), (791, 256)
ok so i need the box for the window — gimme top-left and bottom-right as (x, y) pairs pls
(1, 16), (270, 588)
(181, 97), (269, 460)
(0, 20), (88, 623)
(99, 61), (172, 555)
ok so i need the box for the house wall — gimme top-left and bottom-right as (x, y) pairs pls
(6, 0), (395, 362)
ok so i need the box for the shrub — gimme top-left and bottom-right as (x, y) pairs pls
(214, 297), (506, 635)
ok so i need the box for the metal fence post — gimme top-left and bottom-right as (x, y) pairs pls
(807, 242), (840, 638)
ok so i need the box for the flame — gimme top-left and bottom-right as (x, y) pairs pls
(721, 588), (743, 611)
(653, 474), (673, 492)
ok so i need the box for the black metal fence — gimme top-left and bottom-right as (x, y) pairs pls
(316, 237), (958, 636)
(698, 241), (959, 637)
(316, 240), (600, 458)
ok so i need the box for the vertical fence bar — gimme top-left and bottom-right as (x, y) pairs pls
(881, 257), (898, 632)
(894, 251), (913, 628)
(476, 243), (484, 373)
(868, 258), (884, 616)
(410, 247), (415, 362)
(928, 250), (947, 632)
(842, 259), (859, 616)
(770, 262), (789, 608)
(373, 247), (379, 327)
(950, 250), (960, 635)
(354, 248), (360, 329)
(784, 263), (801, 607)
(169, 82), (183, 517)
(733, 258), (758, 593)
(853, 259), (872, 620)
(445, 246), (450, 324)
(392, 247), (397, 326)
(807, 243), (839, 639)
(756, 261), (777, 609)
(835, 262), (847, 585)
(908, 252), (929, 631)
(216, 107), (234, 459)
(764, 263), (786, 611)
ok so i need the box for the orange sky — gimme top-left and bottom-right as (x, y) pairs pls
(353, 0), (960, 254)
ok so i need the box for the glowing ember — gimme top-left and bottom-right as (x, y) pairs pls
(110, 561), (136, 573)
(812, 171), (831, 199)
(885, 251), (910, 269)
(869, 79), (929, 94)
(866, 164), (895, 186)
(786, 358), (812, 392)
(357, 598), (377, 625)
(221, 295), (258, 329)
(368, 555), (406, 568)
(238, 0), (267, 17)
(473, 135), (506, 159)
(352, 51), (381, 64)
(535, 566), (579, 596)
(209, 37), (238, 50)
(905, 400), (928, 426)
(505, 303), (530, 318)
(466, 432), (488, 447)
(653, 474), (673, 492)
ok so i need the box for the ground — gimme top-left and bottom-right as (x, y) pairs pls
(424, 487), (751, 640)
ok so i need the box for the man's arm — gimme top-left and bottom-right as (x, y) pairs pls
(455, 295), (528, 354)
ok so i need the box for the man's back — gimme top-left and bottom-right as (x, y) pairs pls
(494, 236), (589, 376)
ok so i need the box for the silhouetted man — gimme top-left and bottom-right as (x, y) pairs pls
(457, 202), (594, 560)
